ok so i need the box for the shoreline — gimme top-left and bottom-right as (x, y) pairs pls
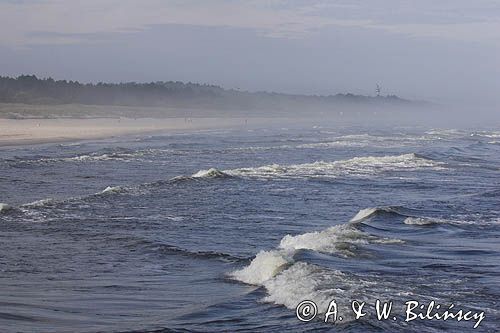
(0, 117), (257, 148)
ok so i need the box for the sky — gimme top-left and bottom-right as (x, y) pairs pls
(1, 0), (499, 106)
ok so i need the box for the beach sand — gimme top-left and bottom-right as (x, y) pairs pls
(0, 117), (253, 147)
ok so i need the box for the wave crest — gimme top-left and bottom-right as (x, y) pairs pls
(21, 198), (54, 208)
(167, 153), (441, 183)
(98, 186), (124, 195)
(191, 168), (231, 179)
(231, 250), (291, 285)
(230, 213), (404, 321)
(349, 206), (404, 223)
(279, 225), (371, 254)
(231, 217), (402, 286)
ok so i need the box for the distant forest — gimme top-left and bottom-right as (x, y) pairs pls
(0, 75), (411, 111)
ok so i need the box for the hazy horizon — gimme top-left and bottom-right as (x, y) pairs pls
(1, 1), (499, 109)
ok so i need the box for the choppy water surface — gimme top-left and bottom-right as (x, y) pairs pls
(1, 125), (499, 332)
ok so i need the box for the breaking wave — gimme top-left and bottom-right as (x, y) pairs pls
(11, 186), (132, 216)
(230, 210), (403, 284)
(98, 186), (124, 195)
(229, 210), (405, 320)
(349, 206), (406, 223)
(229, 204), (497, 320)
(223, 153), (444, 179)
(470, 131), (500, 139)
(169, 168), (232, 182)
(21, 198), (55, 208)
(8, 148), (173, 165)
(181, 153), (444, 183)
(296, 133), (439, 149)
(191, 168), (231, 179)
(349, 206), (487, 226)
(230, 250), (290, 285)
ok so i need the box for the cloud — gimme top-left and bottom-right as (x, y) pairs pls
(1, 0), (499, 47)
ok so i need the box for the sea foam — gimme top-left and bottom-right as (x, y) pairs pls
(177, 153), (442, 183)
(231, 213), (402, 286)
(228, 208), (411, 321)
(191, 168), (230, 179)
(0, 203), (12, 213)
(224, 153), (443, 180)
(231, 250), (291, 285)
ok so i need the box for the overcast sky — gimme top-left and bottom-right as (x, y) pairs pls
(1, 0), (499, 106)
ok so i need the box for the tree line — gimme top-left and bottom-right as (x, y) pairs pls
(0, 75), (409, 110)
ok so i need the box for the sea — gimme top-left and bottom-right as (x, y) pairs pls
(1, 123), (499, 332)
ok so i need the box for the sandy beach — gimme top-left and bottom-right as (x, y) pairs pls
(0, 117), (252, 147)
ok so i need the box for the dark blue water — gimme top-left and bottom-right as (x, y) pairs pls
(1, 125), (499, 332)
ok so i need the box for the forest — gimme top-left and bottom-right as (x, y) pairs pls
(0, 75), (411, 111)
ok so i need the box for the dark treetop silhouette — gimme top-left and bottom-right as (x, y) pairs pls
(0, 75), (413, 112)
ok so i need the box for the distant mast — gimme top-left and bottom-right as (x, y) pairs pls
(375, 84), (381, 97)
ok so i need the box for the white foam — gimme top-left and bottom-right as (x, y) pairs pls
(32, 148), (169, 164)
(165, 215), (185, 222)
(233, 252), (401, 323)
(279, 224), (369, 255)
(471, 131), (500, 139)
(0, 203), (12, 213)
(297, 141), (367, 148)
(296, 133), (440, 149)
(232, 219), (402, 286)
(21, 198), (54, 207)
(183, 154), (443, 182)
(100, 186), (123, 194)
(404, 217), (438, 225)
(191, 168), (229, 178)
(262, 262), (342, 313)
(228, 210), (415, 320)
(230, 250), (291, 285)
(38, 153), (121, 163)
(425, 129), (464, 137)
(66, 151), (144, 162)
(224, 153), (443, 180)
